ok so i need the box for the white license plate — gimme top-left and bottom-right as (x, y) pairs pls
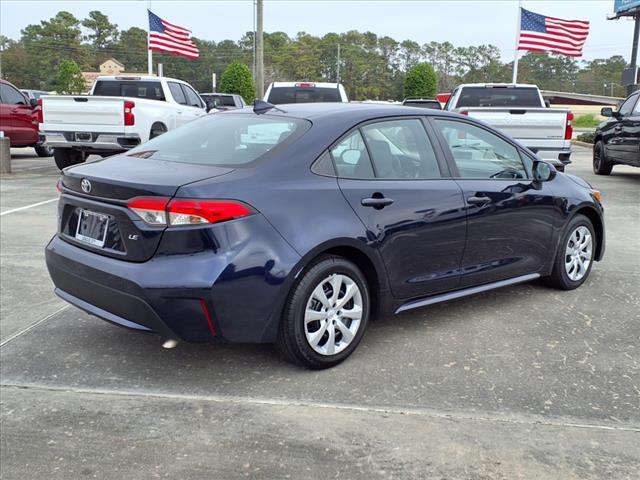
(75, 210), (109, 247)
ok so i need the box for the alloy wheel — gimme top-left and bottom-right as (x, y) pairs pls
(304, 273), (363, 356)
(564, 225), (593, 282)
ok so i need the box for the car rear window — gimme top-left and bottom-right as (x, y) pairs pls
(456, 87), (542, 108)
(93, 81), (166, 101)
(126, 114), (311, 166)
(267, 87), (342, 104)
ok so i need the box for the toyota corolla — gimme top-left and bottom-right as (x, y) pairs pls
(46, 103), (605, 368)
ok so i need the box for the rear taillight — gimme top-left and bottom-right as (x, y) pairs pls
(127, 197), (254, 226)
(36, 99), (43, 123)
(459, 110), (469, 116)
(295, 82), (315, 89)
(565, 111), (574, 140)
(124, 100), (135, 126)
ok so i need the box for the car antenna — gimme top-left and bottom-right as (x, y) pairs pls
(253, 100), (286, 115)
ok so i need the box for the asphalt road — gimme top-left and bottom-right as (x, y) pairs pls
(1, 146), (639, 479)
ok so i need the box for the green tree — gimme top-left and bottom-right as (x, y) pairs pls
(219, 61), (256, 103)
(82, 11), (118, 51)
(404, 63), (437, 98)
(56, 59), (86, 93)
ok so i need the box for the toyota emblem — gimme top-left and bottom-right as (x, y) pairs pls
(81, 179), (92, 193)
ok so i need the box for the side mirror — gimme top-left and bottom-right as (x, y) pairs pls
(532, 160), (556, 183)
(600, 107), (613, 117)
(29, 98), (39, 108)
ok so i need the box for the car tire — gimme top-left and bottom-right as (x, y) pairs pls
(277, 255), (370, 369)
(34, 145), (53, 157)
(149, 123), (167, 139)
(593, 141), (613, 175)
(544, 214), (596, 290)
(53, 148), (85, 170)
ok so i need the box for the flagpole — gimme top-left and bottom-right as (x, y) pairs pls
(147, 1), (153, 75)
(512, 0), (522, 84)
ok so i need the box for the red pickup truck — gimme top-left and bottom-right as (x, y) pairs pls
(0, 79), (52, 157)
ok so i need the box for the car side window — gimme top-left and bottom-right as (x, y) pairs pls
(435, 119), (528, 180)
(182, 85), (204, 108)
(0, 84), (27, 105)
(618, 95), (638, 117)
(330, 130), (375, 179)
(361, 119), (441, 179)
(168, 82), (187, 106)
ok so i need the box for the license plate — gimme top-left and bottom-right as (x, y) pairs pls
(75, 210), (109, 247)
(75, 132), (92, 142)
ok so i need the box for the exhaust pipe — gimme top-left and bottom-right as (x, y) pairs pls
(162, 339), (179, 349)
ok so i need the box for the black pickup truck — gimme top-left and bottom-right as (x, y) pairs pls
(593, 91), (640, 175)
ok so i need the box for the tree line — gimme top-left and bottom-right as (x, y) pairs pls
(0, 11), (629, 99)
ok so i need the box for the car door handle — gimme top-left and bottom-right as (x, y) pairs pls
(467, 194), (491, 205)
(361, 196), (394, 209)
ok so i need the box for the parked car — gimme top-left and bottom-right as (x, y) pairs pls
(402, 98), (442, 109)
(200, 93), (246, 111)
(593, 91), (640, 175)
(46, 103), (605, 369)
(445, 83), (573, 171)
(0, 79), (52, 157)
(21, 89), (50, 101)
(39, 75), (212, 170)
(264, 82), (348, 104)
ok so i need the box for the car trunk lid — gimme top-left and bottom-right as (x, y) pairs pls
(58, 155), (234, 261)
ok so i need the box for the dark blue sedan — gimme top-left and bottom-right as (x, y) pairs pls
(46, 103), (605, 368)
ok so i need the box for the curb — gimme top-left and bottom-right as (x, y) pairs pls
(571, 140), (593, 149)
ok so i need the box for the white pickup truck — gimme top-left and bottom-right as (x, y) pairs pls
(445, 84), (573, 171)
(40, 76), (210, 169)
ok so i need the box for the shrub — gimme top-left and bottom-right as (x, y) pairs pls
(572, 114), (600, 129)
(403, 63), (437, 99)
(56, 60), (86, 94)
(219, 62), (256, 104)
(576, 132), (595, 144)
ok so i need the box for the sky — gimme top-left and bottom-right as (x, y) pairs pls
(0, 0), (634, 63)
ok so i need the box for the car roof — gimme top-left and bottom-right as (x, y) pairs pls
(94, 75), (186, 83)
(200, 92), (235, 96)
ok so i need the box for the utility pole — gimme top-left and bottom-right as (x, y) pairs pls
(256, 0), (264, 98)
(336, 44), (341, 83)
(629, 12), (640, 95)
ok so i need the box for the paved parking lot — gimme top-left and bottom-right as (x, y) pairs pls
(1, 147), (639, 479)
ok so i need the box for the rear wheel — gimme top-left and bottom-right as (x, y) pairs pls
(593, 141), (613, 175)
(277, 256), (370, 369)
(53, 148), (85, 170)
(544, 214), (595, 290)
(149, 123), (167, 139)
(34, 145), (53, 157)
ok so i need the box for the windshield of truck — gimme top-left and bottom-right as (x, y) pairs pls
(456, 87), (542, 108)
(93, 81), (166, 101)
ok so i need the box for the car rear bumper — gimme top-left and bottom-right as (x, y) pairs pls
(45, 215), (301, 343)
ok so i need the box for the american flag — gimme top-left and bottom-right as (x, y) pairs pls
(518, 8), (589, 57)
(148, 10), (199, 59)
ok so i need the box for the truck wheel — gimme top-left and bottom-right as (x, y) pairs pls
(149, 123), (167, 139)
(593, 141), (613, 175)
(35, 146), (53, 157)
(54, 149), (85, 170)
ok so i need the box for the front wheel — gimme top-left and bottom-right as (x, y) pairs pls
(544, 214), (596, 290)
(53, 148), (85, 170)
(593, 141), (613, 175)
(277, 256), (370, 369)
